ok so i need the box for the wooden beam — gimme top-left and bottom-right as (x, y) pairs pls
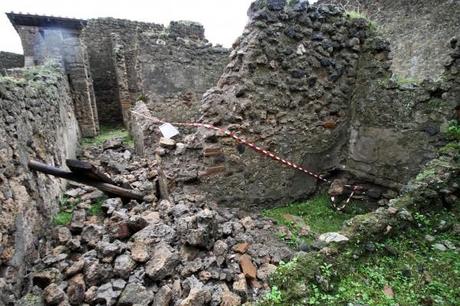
(28, 160), (145, 201)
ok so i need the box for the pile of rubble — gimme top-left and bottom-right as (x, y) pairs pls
(20, 140), (293, 305)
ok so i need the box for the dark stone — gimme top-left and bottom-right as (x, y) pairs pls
(267, 0), (287, 11)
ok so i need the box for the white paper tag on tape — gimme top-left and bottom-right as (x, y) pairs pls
(159, 123), (179, 139)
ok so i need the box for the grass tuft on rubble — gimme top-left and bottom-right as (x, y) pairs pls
(52, 195), (76, 225)
(259, 207), (460, 305)
(81, 125), (134, 148)
(262, 194), (366, 245)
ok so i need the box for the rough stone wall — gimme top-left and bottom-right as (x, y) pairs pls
(136, 21), (229, 123)
(0, 51), (24, 70)
(134, 0), (457, 209)
(83, 18), (229, 126)
(345, 36), (457, 188)
(82, 18), (162, 124)
(319, 0), (460, 80)
(0, 64), (79, 297)
(13, 25), (99, 136)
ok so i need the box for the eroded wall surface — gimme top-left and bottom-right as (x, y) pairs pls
(0, 51), (24, 70)
(319, 0), (460, 80)
(0, 64), (79, 299)
(136, 21), (229, 123)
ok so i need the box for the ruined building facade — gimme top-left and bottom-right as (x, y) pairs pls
(6, 13), (229, 135)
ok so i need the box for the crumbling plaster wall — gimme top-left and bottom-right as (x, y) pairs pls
(319, 0), (460, 80)
(0, 64), (79, 297)
(0, 51), (24, 70)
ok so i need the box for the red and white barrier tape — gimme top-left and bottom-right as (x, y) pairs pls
(131, 110), (364, 205)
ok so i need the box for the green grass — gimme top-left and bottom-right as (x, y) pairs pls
(52, 195), (106, 225)
(391, 74), (420, 86)
(346, 10), (378, 31)
(52, 195), (75, 225)
(263, 194), (367, 245)
(261, 208), (460, 305)
(88, 197), (105, 216)
(53, 211), (73, 226)
(81, 125), (133, 148)
(446, 120), (460, 141)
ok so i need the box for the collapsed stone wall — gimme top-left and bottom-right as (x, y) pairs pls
(0, 64), (79, 298)
(134, 0), (457, 209)
(0, 51), (24, 70)
(319, 0), (460, 80)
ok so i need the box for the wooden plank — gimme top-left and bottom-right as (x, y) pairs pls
(28, 160), (144, 201)
(66, 159), (115, 184)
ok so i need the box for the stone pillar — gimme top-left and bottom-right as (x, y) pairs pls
(15, 26), (46, 66)
(62, 31), (100, 137)
(111, 33), (132, 127)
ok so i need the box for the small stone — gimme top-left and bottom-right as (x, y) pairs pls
(95, 282), (118, 306)
(220, 290), (241, 306)
(119, 283), (154, 306)
(67, 273), (86, 305)
(81, 225), (103, 246)
(432, 243), (447, 251)
(110, 221), (131, 239)
(179, 286), (211, 306)
(442, 240), (456, 250)
(318, 232), (349, 243)
(257, 263), (277, 282)
(84, 286), (98, 304)
(44, 283), (65, 305)
(101, 198), (123, 215)
(239, 254), (257, 279)
(425, 234), (435, 242)
(153, 285), (173, 306)
(131, 241), (150, 263)
(103, 138), (123, 150)
(159, 137), (176, 149)
(70, 210), (86, 233)
(57, 227), (72, 244)
(383, 285), (394, 298)
(65, 259), (85, 277)
(114, 254), (136, 279)
(145, 242), (180, 281)
(213, 240), (229, 256)
(232, 273), (248, 298)
(322, 119), (336, 129)
(240, 216), (254, 230)
(232, 242), (249, 254)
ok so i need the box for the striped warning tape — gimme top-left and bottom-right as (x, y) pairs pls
(131, 110), (365, 205)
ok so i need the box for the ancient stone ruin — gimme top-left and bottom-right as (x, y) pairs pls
(0, 0), (459, 305)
